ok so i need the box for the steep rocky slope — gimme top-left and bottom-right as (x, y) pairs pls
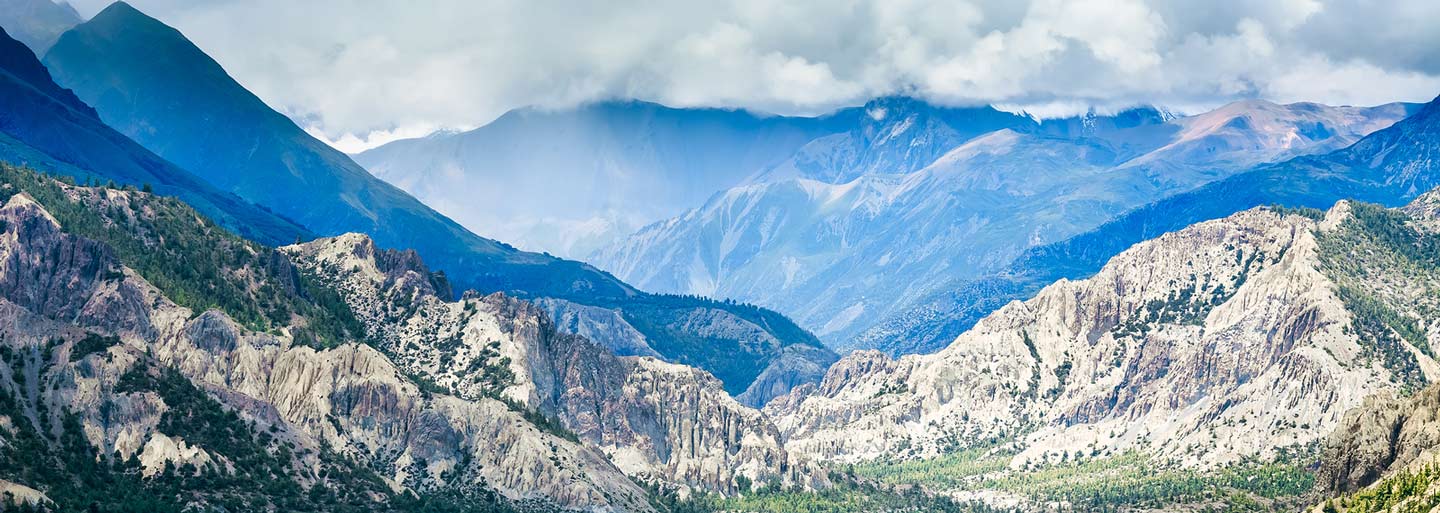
(40, 2), (834, 401)
(769, 198), (1439, 473)
(0, 169), (653, 512)
(1297, 190), (1440, 511)
(284, 234), (821, 495)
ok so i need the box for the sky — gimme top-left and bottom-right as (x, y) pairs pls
(62, 0), (1440, 153)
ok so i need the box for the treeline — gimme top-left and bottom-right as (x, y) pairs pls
(1322, 460), (1440, 513)
(1315, 201), (1440, 393)
(849, 449), (1315, 512)
(647, 476), (1013, 513)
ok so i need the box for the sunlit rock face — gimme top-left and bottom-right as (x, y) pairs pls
(770, 200), (1439, 472)
(285, 232), (825, 496)
(0, 188), (654, 512)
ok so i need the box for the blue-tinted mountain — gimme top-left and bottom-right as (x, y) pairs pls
(356, 96), (1036, 259)
(0, 24), (308, 245)
(42, 1), (632, 297)
(0, 0), (80, 54)
(597, 98), (1414, 350)
(856, 94), (1440, 356)
(356, 101), (850, 257)
(40, 2), (833, 402)
(748, 97), (1039, 184)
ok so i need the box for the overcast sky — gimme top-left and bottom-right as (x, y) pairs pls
(62, 0), (1440, 153)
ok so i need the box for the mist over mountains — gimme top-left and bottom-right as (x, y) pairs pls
(4, 1), (1440, 512)
(355, 81), (1422, 355)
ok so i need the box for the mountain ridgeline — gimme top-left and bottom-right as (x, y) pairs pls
(33, 1), (833, 404)
(593, 96), (1418, 353)
(354, 96), (1036, 259)
(0, 23), (309, 247)
(0, 165), (1007, 513)
(355, 101), (846, 258)
(860, 93), (1440, 356)
(8, 158), (1440, 512)
(0, 0), (79, 54)
(6, 2), (1440, 511)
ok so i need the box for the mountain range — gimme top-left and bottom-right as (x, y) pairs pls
(354, 101), (843, 258)
(353, 97), (1037, 260)
(5, 138), (1440, 511)
(353, 85), (1418, 356)
(5, 1), (1440, 512)
(30, 1), (834, 406)
(861, 93), (1440, 356)
(592, 96), (1417, 352)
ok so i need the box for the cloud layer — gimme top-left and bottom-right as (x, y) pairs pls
(63, 0), (1440, 151)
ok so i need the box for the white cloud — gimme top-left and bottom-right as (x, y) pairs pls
(61, 0), (1440, 151)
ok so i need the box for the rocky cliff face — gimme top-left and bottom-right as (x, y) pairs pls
(1313, 388), (1440, 497)
(532, 297), (660, 358)
(1402, 188), (1440, 231)
(769, 200), (1438, 469)
(284, 234), (820, 495)
(0, 184), (652, 511)
(1307, 190), (1440, 502)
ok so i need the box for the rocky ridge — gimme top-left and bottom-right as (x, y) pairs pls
(0, 179), (653, 511)
(283, 233), (820, 495)
(1297, 191), (1440, 510)
(39, 2), (834, 405)
(768, 199), (1439, 471)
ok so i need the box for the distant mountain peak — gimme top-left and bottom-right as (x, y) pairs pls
(78, 0), (208, 57)
(0, 0), (82, 54)
(44, 2), (831, 403)
(93, 0), (148, 22)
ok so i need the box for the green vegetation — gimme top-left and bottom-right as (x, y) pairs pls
(850, 450), (1314, 512)
(983, 453), (1312, 511)
(67, 332), (120, 362)
(1333, 284), (1428, 390)
(594, 292), (828, 395)
(1317, 201), (1440, 393)
(1113, 250), (1263, 340)
(1322, 460), (1440, 513)
(649, 450), (1309, 513)
(853, 446), (1013, 490)
(0, 164), (365, 349)
(1266, 204), (1327, 221)
(649, 475), (1010, 513)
